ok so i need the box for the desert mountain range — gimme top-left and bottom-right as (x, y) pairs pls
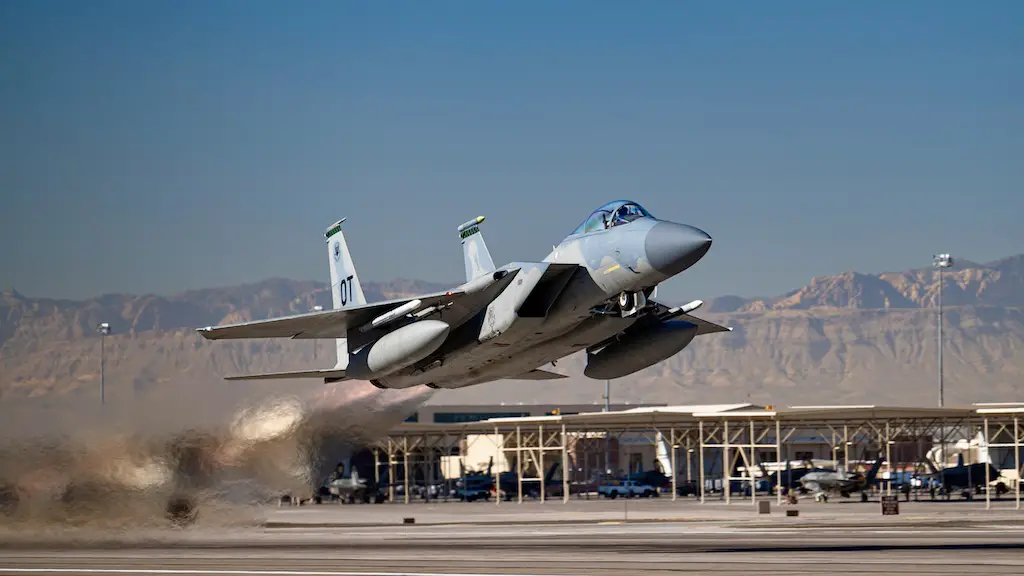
(2, 254), (1023, 409)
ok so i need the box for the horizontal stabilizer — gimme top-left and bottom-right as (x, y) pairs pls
(224, 368), (348, 381)
(508, 368), (568, 381)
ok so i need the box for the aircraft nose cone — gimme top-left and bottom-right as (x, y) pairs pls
(644, 222), (712, 276)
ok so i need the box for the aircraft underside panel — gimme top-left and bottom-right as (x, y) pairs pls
(366, 263), (588, 389)
(430, 313), (640, 389)
(366, 300), (636, 390)
(359, 257), (726, 390)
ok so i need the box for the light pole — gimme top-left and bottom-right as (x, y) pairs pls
(97, 322), (110, 404)
(933, 254), (953, 407)
(312, 305), (323, 360)
(603, 380), (611, 475)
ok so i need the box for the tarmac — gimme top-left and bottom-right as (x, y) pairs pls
(2, 498), (1024, 575)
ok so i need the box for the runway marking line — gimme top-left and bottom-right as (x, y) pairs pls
(0, 565), (577, 569)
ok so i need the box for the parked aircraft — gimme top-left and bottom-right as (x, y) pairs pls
(320, 464), (381, 504)
(454, 456), (495, 501)
(497, 462), (563, 500)
(452, 457), (564, 501)
(800, 458), (885, 502)
(197, 201), (729, 389)
(923, 453), (1006, 496)
(756, 460), (831, 492)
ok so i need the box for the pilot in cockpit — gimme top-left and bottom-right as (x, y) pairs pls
(610, 203), (644, 227)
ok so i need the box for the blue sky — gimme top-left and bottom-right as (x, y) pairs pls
(2, 1), (1022, 301)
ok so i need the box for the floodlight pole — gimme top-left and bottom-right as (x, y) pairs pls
(604, 379), (611, 475)
(97, 322), (110, 404)
(933, 254), (953, 407)
(938, 273), (943, 408)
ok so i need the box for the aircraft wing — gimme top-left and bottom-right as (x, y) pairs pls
(224, 368), (348, 381)
(196, 290), (467, 341)
(508, 368), (568, 381)
(650, 300), (732, 335)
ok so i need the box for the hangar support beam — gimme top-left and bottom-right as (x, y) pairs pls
(369, 404), (1002, 508)
(980, 410), (1023, 510)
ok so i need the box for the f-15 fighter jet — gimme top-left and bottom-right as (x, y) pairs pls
(197, 200), (730, 389)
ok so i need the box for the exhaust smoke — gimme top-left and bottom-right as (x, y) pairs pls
(0, 380), (432, 536)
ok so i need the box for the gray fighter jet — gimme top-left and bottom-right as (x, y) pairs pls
(321, 465), (378, 504)
(197, 200), (729, 389)
(799, 458), (885, 502)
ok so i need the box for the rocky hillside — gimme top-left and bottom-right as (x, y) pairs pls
(714, 254), (1024, 312)
(446, 305), (1024, 408)
(2, 256), (1023, 408)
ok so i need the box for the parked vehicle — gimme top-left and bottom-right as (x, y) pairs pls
(597, 479), (658, 498)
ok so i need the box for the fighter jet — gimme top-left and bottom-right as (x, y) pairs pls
(757, 460), (830, 492)
(799, 458), (885, 502)
(321, 465), (379, 504)
(921, 453), (1005, 497)
(196, 200), (729, 389)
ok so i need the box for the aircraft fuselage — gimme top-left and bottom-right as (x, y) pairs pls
(369, 216), (712, 389)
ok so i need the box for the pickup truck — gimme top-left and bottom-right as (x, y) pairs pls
(598, 480), (658, 498)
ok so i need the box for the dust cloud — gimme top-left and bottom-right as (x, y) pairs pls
(0, 380), (432, 537)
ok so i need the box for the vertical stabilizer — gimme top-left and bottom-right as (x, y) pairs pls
(458, 216), (495, 282)
(976, 430), (991, 464)
(865, 457), (885, 484)
(656, 431), (673, 478)
(325, 218), (367, 369)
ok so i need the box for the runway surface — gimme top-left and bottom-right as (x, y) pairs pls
(3, 499), (1024, 575)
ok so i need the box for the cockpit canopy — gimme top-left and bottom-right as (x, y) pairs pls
(570, 200), (653, 236)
